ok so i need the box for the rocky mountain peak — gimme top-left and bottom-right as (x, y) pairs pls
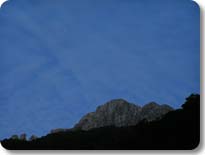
(141, 102), (174, 122)
(143, 102), (159, 108)
(96, 99), (140, 113)
(74, 99), (173, 131)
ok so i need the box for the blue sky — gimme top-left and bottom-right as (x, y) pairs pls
(0, 0), (200, 139)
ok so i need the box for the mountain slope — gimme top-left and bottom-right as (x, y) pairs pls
(1, 94), (200, 150)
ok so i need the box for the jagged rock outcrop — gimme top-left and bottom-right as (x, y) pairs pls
(74, 99), (173, 130)
(141, 102), (173, 121)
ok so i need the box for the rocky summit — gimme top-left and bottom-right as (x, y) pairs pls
(74, 99), (173, 130)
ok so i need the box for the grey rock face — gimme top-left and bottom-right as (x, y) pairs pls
(141, 102), (173, 121)
(74, 99), (173, 131)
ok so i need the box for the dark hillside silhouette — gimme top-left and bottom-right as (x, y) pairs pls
(1, 94), (200, 150)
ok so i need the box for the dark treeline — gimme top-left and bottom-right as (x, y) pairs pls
(1, 94), (200, 150)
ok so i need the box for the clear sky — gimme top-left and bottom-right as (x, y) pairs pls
(0, 0), (200, 139)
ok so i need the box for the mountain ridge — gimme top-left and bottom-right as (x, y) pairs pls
(1, 94), (199, 150)
(74, 99), (173, 130)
